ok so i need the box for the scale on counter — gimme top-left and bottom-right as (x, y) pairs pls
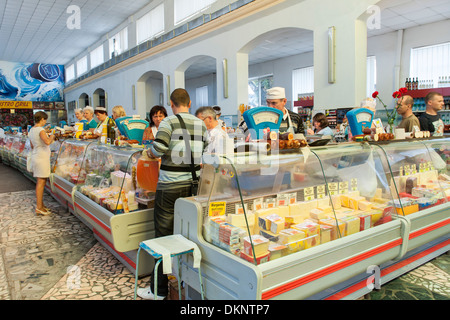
(243, 107), (283, 140)
(346, 108), (374, 136)
(115, 116), (149, 144)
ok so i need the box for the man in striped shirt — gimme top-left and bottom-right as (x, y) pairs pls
(137, 88), (208, 300)
(237, 87), (305, 139)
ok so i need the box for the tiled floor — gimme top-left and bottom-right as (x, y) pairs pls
(0, 163), (448, 300)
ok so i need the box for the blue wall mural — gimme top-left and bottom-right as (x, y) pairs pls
(0, 61), (65, 102)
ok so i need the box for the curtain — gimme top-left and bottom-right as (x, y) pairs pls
(174, 0), (216, 24)
(410, 42), (450, 87)
(136, 4), (165, 44)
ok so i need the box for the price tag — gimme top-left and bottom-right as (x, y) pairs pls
(316, 185), (326, 199)
(209, 202), (226, 217)
(339, 181), (349, 194)
(351, 179), (358, 192)
(328, 182), (338, 196)
(304, 187), (315, 201)
(253, 198), (264, 211)
(277, 194), (288, 206)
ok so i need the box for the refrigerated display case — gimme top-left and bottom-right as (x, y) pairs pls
(174, 138), (450, 300)
(51, 139), (156, 276)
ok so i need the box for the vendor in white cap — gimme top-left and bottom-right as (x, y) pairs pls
(91, 106), (116, 141)
(238, 87), (304, 139)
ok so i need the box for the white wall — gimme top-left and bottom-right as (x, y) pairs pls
(65, 0), (450, 125)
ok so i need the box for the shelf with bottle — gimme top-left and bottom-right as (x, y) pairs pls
(412, 96), (450, 113)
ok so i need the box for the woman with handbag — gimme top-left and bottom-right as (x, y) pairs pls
(28, 111), (56, 216)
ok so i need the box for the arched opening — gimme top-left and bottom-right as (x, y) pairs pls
(177, 55), (217, 115)
(78, 93), (90, 109)
(93, 88), (106, 110)
(136, 70), (164, 120)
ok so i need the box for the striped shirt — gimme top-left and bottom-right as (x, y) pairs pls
(238, 109), (305, 137)
(150, 112), (208, 187)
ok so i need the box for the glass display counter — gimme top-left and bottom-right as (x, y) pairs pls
(174, 138), (450, 300)
(51, 139), (156, 276)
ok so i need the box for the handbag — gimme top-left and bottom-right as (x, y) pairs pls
(26, 154), (33, 172)
(176, 114), (199, 196)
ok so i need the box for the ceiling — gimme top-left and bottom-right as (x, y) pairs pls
(0, 0), (449, 80)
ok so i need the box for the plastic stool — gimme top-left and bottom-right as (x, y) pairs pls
(134, 234), (204, 300)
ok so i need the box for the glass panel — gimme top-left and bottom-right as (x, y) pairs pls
(53, 139), (95, 182)
(77, 143), (143, 214)
(371, 138), (449, 215)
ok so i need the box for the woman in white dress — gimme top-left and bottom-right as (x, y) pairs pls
(28, 111), (56, 216)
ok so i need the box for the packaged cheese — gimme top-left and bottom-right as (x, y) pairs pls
(292, 220), (320, 248)
(331, 195), (342, 210)
(268, 242), (288, 260)
(278, 229), (306, 253)
(240, 251), (270, 265)
(340, 216), (360, 236)
(358, 200), (372, 211)
(318, 218), (346, 240)
(358, 214), (372, 231)
(320, 225), (332, 244)
(310, 208), (329, 220)
(243, 235), (269, 256)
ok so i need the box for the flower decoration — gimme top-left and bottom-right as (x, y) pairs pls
(372, 87), (408, 130)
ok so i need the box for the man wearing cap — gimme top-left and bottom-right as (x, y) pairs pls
(92, 106), (116, 141)
(237, 87), (304, 139)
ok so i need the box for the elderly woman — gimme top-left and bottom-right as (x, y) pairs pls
(75, 108), (87, 124)
(29, 111), (56, 216)
(83, 106), (98, 131)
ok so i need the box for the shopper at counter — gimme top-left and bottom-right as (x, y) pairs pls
(142, 105), (168, 142)
(137, 89), (208, 300)
(397, 95), (420, 132)
(29, 111), (56, 216)
(212, 105), (226, 129)
(82, 106), (98, 131)
(419, 92), (445, 136)
(307, 113), (334, 136)
(196, 106), (234, 156)
(237, 87), (305, 139)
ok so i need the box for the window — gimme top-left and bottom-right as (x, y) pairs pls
(90, 45), (104, 69)
(76, 56), (88, 76)
(65, 64), (75, 83)
(174, 0), (216, 25)
(292, 66), (314, 102)
(137, 4), (165, 44)
(196, 86), (209, 107)
(109, 27), (128, 58)
(248, 75), (273, 108)
(410, 42), (450, 88)
(367, 56), (377, 97)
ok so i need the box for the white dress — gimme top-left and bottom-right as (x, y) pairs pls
(29, 127), (51, 178)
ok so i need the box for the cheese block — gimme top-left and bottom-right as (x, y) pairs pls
(285, 215), (306, 228)
(374, 188), (383, 199)
(348, 190), (360, 198)
(331, 195), (342, 210)
(366, 209), (383, 225)
(288, 203), (312, 221)
(292, 221), (320, 248)
(340, 195), (350, 208)
(358, 200), (372, 211)
(268, 242), (288, 260)
(348, 196), (365, 210)
(259, 229), (279, 242)
(266, 214), (284, 234)
(278, 228), (306, 243)
(318, 218), (346, 240)
(358, 214), (372, 231)
(320, 225), (332, 244)
(316, 198), (330, 208)
(227, 213), (255, 233)
(317, 205), (333, 214)
(243, 235), (269, 257)
(340, 216), (360, 235)
(310, 208), (329, 220)
(396, 204), (419, 216)
(240, 251), (270, 265)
